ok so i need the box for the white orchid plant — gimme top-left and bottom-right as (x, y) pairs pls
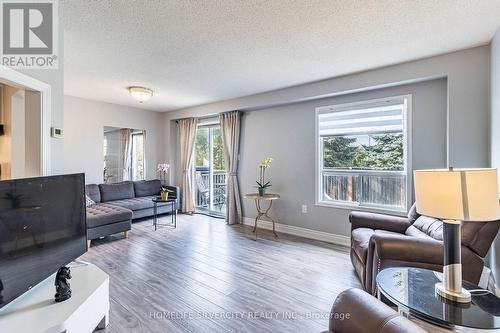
(256, 157), (273, 193)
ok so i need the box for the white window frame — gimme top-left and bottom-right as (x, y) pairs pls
(315, 95), (412, 215)
(130, 131), (146, 181)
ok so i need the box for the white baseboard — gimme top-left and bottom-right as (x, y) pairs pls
(242, 217), (350, 247)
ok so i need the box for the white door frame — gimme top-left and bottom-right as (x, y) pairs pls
(0, 66), (52, 176)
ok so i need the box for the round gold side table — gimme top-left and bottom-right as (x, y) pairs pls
(243, 193), (280, 240)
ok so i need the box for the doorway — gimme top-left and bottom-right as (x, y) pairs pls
(0, 67), (51, 178)
(0, 84), (42, 179)
(194, 124), (226, 218)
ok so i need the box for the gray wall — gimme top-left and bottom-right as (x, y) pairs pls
(164, 46), (489, 239)
(164, 46), (490, 173)
(63, 95), (165, 184)
(238, 79), (446, 236)
(491, 32), (500, 181)
(489, 26), (500, 289)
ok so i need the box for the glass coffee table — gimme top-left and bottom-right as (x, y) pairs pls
(152, 197), (177, 230)
(376, 267), (500, 330)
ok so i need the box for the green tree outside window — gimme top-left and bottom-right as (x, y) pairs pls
(323, 133), (403, 171)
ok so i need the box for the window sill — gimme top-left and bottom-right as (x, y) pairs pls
(315, 201), (407, 217)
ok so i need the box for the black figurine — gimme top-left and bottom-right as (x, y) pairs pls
(54, 266), (72, 302)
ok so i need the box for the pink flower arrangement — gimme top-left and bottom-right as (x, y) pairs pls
(158, 163), (170, 185)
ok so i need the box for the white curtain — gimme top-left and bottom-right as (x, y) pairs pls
(120, 128), (133, 181)
(219, 111), (242, 225)
(139, 129), (146, 180)
(178, 118), (198, 213)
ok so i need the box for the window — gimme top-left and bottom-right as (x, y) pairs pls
(316, 96), (411, 212)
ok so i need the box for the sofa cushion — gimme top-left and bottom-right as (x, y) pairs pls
(107, 197), (154, 211)
(86, 203), (133, 228)
(99, 181), (135, 202)
(405, 216), (443, 241)
(85, 195), (95, 207)
(85, 184), (101, 203)
(108, 196), (171, 211)
(134, 179), (161, 197)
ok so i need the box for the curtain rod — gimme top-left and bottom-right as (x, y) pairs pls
(174, 110), (241, 123)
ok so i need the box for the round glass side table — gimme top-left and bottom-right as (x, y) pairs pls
(376, 267), (500, 330)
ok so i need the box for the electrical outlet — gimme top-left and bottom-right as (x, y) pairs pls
(302, 205), (308, 213)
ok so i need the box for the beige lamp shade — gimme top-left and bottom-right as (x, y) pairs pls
(414, 168), (500, 221)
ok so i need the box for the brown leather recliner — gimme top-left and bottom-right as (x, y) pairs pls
(322, 288), (428, 333)
(350, 203), (500, 295)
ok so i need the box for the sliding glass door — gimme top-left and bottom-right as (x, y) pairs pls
(194, 124), (226, 217)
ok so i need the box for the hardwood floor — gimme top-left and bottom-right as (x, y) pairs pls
(82, 214), (361, 333)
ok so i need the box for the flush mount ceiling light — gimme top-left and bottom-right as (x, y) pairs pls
(129, 86), (153, 103)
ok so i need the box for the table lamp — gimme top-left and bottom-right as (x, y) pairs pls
(414, 168), (500, 303)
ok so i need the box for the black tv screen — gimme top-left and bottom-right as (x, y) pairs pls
(0, 174), (87, 309)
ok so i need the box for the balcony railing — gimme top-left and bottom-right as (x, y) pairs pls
(321, 170), (406, 211)
(195, 169), (227, 213)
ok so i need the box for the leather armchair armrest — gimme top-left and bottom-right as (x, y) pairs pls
(349, 211), (410, 234)
(370, 233), (443, 264)
(327, 288), (428, 333)
(366, 234), (443, 295)
(367, 234), (484, 293)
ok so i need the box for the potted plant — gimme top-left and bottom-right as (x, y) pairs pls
(255, 157), (273, 196)
(157, 163), (170, 185)
(160, 186), (173, 201)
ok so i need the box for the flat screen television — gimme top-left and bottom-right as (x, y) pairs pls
(0, 174), (87, 309)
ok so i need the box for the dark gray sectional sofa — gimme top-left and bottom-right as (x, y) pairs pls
(85, 179), (180, 246)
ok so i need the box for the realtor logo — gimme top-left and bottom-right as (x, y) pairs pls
(1, 0), (58, 68)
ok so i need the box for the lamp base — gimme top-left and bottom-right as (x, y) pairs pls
(435, 282), (471, 303)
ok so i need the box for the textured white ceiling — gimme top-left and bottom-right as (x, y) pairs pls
(61, 0), (500, 112)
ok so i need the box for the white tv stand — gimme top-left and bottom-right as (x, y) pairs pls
(0, 263), (109, 333)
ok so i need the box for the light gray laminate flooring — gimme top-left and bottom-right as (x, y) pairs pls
(83, 214), (360, 333)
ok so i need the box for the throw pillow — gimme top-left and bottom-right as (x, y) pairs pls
(85, 195), (95, 207)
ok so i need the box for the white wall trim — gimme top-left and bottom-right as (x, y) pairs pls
(0, 66), (52, 176)
(242, 217), (351, 247)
